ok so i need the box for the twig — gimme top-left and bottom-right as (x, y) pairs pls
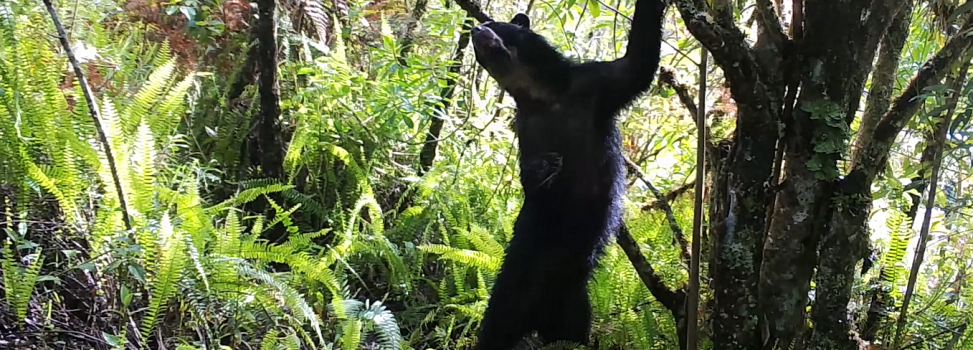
(42, 0), (132, 231)
(657, 66), (715, 152)
(641, 181), (695, 211)
(685, 46), (706, 350)
(625, 157), (691, 265)
(891, 58), (971, 350)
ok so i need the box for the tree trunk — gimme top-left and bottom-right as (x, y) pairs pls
(672, 0), (973, 348)
(253, 0), (284, 180)
(809, 14), (973, 350)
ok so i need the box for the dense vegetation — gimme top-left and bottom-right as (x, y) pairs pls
(0, 0), (971, 349)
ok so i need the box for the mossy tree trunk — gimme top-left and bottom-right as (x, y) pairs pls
(674, 0), (973, 348)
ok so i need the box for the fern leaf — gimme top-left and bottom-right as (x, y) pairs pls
(418, 244), (501, 272)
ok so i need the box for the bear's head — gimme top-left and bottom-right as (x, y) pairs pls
(471, 14), (570, 98)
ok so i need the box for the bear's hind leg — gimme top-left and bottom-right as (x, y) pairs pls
(475, 263), (534, 350)
(536, 281), (592, 346)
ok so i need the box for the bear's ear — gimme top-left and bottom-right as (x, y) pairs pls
(510, 13), (531, 29)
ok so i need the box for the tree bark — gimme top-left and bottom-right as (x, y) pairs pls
(809, 12), (973, 350)
(758, 0), (905, 347)
(253, 0), (284, 180)
(673, 3), (779, 348)
(851, 1), (915, 167)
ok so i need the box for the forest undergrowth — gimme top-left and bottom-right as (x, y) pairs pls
(1, 0), (972, 349)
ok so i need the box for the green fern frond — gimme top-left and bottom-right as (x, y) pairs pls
(122, 59), (176, 137)
(206, 183), (295, 214)
(281, 188), (329, 220)
(150, 71), (196, 138)
(361, 300), (404, 350)
(881, 208), (912, 285)
(184, 236), (210, 292)
(1, 239), (44, 323)
(237, 263), (326, 347)
(539, 340), (584, 350)
(22, 152), (80, 223)
(418, 244), (501, 272)
(261, 329), (281, 350)
(444, 299), (487, 320)
(131, 121), (157, 215)
(464, 224), (505, 258)
(283, 332), (302, 350)
(140, 213), (187, 342)
(340, 319), (362, 350)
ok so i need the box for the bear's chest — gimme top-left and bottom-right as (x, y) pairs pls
(513, 99), (617, 195)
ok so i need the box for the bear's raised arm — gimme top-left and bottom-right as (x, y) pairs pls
(597, 0), (668, 112)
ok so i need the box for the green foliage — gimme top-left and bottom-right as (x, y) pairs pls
(1, 238), (44, 323)
(4, 0), (973, 349)
(802, 99), (851, 180)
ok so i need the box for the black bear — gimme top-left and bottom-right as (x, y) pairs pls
(469, 0), (667, 349)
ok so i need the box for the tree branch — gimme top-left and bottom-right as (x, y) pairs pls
(753, 0), (787, 47)
(659, 66), (698, 116)
(43, 0), (132, 231)
(851, 0), (914, 168)
(626, 157), (692, 265)
(417, 18), (474, 175)
(641, 181), (695, 211)
(853, 12), (973, 180)
(452, 0), (492, 23)
(840, 0), (909, 123)
(673, 0), (772, 125)
(658, 66), (718, 153)
(616, 225), (686, 312)
(398, 0), (430, 66)
(254, 0), (284, 179)
(616, 224), (688, 349)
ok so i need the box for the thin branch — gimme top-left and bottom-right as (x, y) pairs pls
(853, 12), (973, 180)
(891, 59), (971, 350)
(43, 0), (132, 231)
(685, 46), (707, 350)
(657, 66), (718, 149)
(658, 66), (698, 116)
(452, 0), (492, 23)
(418, 18), (474, 175)
(641, 181), (695, 211)
(625, 157), (692, 265)
(763, 0), (803, 237)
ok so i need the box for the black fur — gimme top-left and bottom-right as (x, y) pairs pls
(470, 1), (667, 349)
